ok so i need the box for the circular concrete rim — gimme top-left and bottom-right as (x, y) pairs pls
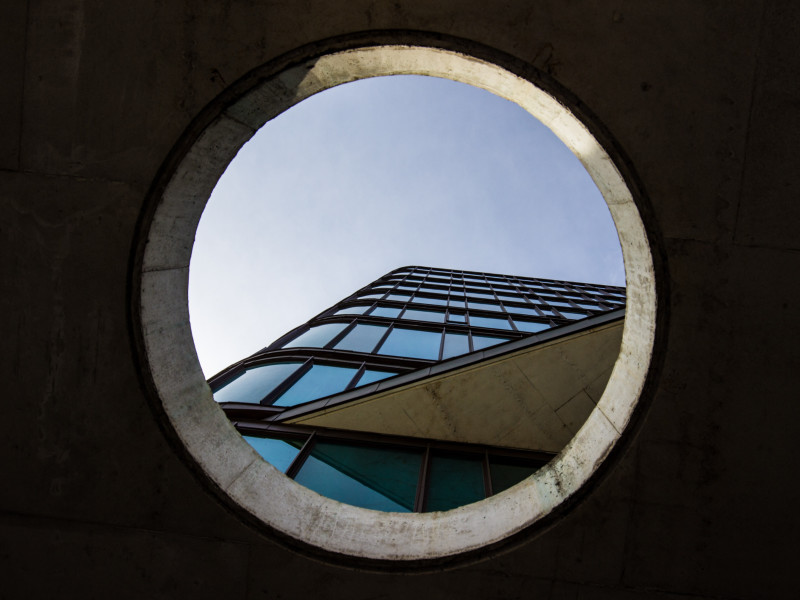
(139, 45), (656, 562)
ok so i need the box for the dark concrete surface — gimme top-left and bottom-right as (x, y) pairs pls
(1, 1), (798, 598)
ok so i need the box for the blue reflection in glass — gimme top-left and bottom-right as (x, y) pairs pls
(442, 332), (470, 359)
(273, 364), (359, 407)
(370, 305), (402, 318)
(402, 308), (445, 323)
(472, 335), (510, 351)
(411, 296), (448, 306)
(355, 369), (397, 387)
(243, 435), (304, 472)
(333, 323), (388, 353)
(284, 323), (348, 348)
(470, 315), (512, 330)
(334, 305), (369, 316)
(513, 320), (551, 333)
(378, 327), (442, 360)
(468, 301), (502, 312)
(558, 310), (588, 320)
(505, 305), (540, 317)
(212, 362), (302, 404)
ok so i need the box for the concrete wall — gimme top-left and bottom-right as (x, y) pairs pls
(1, 1), (798, 598)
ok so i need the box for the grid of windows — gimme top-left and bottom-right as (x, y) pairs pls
(209, 266), (625, 512)
(240, 427), (550, 513)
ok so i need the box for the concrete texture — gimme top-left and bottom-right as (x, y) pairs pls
(289, 320), (624, 452)
(1, 0), (798, 596)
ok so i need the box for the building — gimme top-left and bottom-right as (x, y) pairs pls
(2, 3), (799, 598)
(211, 265), (625, 512)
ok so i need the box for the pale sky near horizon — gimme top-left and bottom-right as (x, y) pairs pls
(189, 75), (625, 377)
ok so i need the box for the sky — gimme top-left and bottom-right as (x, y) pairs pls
(189, 75), (625, 377)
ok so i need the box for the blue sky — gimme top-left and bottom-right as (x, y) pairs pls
(189, 75), (624, 376)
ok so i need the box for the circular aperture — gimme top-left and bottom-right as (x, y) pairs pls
(138, 44), (656, 562)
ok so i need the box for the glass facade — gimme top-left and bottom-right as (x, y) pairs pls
(209, 265), (626, 512)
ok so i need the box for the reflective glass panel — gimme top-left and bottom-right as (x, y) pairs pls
(469, 315), (512, 330)
(334, 324), (389, 353)
(356, 369), (397, 387)
(505, 305), (540, 317)
(467, 301), (502, 312)
(386, 293), (412, 302)
(212, 362), (302, 404)
(513, 319), (551, 333)
(558, 310), (588, 320)
(469, 292), (496, 300)
(472, 335), (510, 351)
(402, 308), (445, 323)
(284, 323), (348, 348)
(489, 456), (541, 494)
(378, 327), (442, 360)
(334, 305), (369, 316)
(447, 311), (466, 323)
(243, 435), (304, 472)
(442, 332), (470, 359)
(576, 303), (601, 310)
(424, 452), (485, 512)
(448, 297), (466, 309)
(370, 305), (402, 318)
(411, 296), (448, 306)
(294, 441), (423, 512)
(273, 364), (360, 407)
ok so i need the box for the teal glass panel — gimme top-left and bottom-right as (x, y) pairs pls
(378, 327), (442, 360)
(273, 364), (359, 407)
(243, 435), (304, 472)
(558, 310), (588, 320)
(333, 323), (388, 353)
(513, 319), (551, 333)
(294, 441), (423, 512)
(489, 457), (541, 494)
(212, 362), (302, 404)
(411, 296), (448, 306)
(467, 301), (502, 312)
(284, 323), (348, 348)
(442, 332), (470, 359)
(402, 308), (445, 323)
(470, 315), (512, 330)
(472, 335), (510, 351)
(370, 305), (402, 318)
(355, 369), (397, 387)
(334, 305), (369, 316)
(424, 453), (485, 511)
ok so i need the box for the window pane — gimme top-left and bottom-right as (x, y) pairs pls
(212, 362), (301, 404)
(355, 369), (397, 387)
(378, 327), (442, 360)
(370, 305), (402, 318)
(442, 332), (470, 359)
(294, 441), (423, 512)
(467, 301), (502, 312)
(273, 364), (360, 407)
(386, 293), (411, 302)
(284, 323), (348, 348)
(334, 305), (369, 316)
(402, 308), (445, 323)
(243, 435), (304, 472)
(558, 310), (588, 320)
(424, 453), (485, 511)
(333, 323), (388, 353)
(505, 305), (539, 317)
(469, 315), (512, 330)
(513, 320), (551, 333)
(489, 456), (541, 494)
(472, 335), (510, 351)
(448, 298), (466, 309)
(447, 311), (466, 323)
(411, 296), (448, 306)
